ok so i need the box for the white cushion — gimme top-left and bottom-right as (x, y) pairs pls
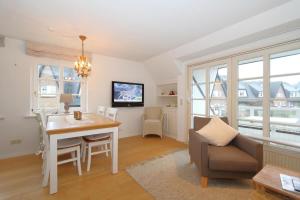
(196, 117), (238, 146)
(58, 137), (82, 149)
(84, 133), (111, 141)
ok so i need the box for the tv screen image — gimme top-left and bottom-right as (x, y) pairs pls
(112, 81), (144, 107)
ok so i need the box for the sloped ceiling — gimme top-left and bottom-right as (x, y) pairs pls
(0, 0), (289, 60)
(144, 0), (300, 84)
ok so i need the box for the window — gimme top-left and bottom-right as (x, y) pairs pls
(33, 64), (86, 111)
(237, 57), (263, 137)
(269, 49), (300, 143)
(190, 63), (227, 126)
(188, 42), (300, 144)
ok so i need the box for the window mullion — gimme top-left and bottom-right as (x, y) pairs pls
(58, 65), (64, 110)
(205, 68), (209, 117)
(231, 57), (238, 129)
(227, 58), (233, 125)
(263, 54), (270, 138)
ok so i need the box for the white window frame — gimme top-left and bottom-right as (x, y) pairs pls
(188, 41), (300, 144)
(31, 61), (87, 113)
(188, 59), (231, 126)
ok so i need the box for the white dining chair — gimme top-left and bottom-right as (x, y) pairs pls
(38, 110), (82, 187)
(82, 107), (118, 171)
(81, 105), (106, 159)
(97, 106), (106, 116)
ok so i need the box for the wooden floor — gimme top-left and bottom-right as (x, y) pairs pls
(0, 136), (186, 200)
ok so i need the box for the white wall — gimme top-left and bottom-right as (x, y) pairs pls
(144, 52), (180, 84)
(0, 37), (156, 159)
(0, 38), (40, 159)
(87, 54), (157, 138)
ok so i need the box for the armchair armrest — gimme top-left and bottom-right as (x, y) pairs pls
(189, 129), (209, 176)
(232, 134), (263, 170)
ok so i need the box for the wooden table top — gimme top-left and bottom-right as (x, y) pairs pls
(46, 113), (121, 135)
(253, 165), (300, 200)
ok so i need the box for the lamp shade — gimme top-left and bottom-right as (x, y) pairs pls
(60, 94), (73, 104)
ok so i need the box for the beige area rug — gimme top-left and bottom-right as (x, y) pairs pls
(126, 150), (287, 200)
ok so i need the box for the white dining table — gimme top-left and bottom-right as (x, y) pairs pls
(45, 113), (121, 194)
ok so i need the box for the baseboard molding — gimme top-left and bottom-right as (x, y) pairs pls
(119, 132), (141, 139)
(163, 133), (177, 140)
(0, 150), (36, 160)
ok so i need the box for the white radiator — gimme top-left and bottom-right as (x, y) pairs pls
(263, 144), (300, 172)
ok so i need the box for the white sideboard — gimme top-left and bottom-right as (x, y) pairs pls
(162, 107), (177, 139)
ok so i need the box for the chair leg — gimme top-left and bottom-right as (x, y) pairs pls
(105, 144), (109, 157)
(42, 150), (50, 187)
(189, 157), (193, 164)
(82, 142), (87, 163)
(87, 144), (92, 172)
(80, 141), (85, 157)
(109, 141), (112, 157)
(76, 148), (82, 176)
(71, 152), (76, 166)
(42, 151), (46, 175)
(200, 176), (208, 188)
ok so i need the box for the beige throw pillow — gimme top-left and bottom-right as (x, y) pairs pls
(196, 117), (239, 146)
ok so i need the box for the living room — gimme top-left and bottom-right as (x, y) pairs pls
(0, 1), (300, 199)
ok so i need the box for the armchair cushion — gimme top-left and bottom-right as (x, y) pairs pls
(143, 107), (163, 138)
(208, 145), (259, 172)
(196, 117), (238, 146)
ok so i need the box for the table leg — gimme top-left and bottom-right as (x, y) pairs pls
(49, 135), (58, 194)
(112, 127), (118, 174)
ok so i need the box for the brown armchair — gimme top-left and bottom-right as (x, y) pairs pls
(189, 117), (263, 188)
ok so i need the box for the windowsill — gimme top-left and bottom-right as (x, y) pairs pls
(24, 113), (37, 119)
(242, 133), (300, 149)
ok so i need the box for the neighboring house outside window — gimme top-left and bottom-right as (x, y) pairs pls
(191, 63), (228, 126)
(238, 89), (247, 97)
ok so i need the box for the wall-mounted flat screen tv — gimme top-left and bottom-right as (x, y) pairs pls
(112, 81), (144, 107)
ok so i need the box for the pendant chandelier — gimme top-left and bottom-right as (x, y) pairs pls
(74, 35), (91, 78)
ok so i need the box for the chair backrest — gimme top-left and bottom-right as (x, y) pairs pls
(97, 106), (106, 116)
(144, 107), (162, 120)
(39, 109), (48, 128)
(37, 110), (49, 150)
(105, 108), (118, 121)
(193, 116), (228, 131)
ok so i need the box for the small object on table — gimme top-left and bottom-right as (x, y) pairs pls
(74, 111), (82, 120)
(293, 179), (300, 192)
(60, 94), (73, 113)
(280, 174), (300, 192)
(169, 91), (175, 95)
(253, 165), (300, 200)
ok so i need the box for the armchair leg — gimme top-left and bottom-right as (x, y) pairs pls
(189, 157), (193, 164)
(200, 176), (208, 188)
